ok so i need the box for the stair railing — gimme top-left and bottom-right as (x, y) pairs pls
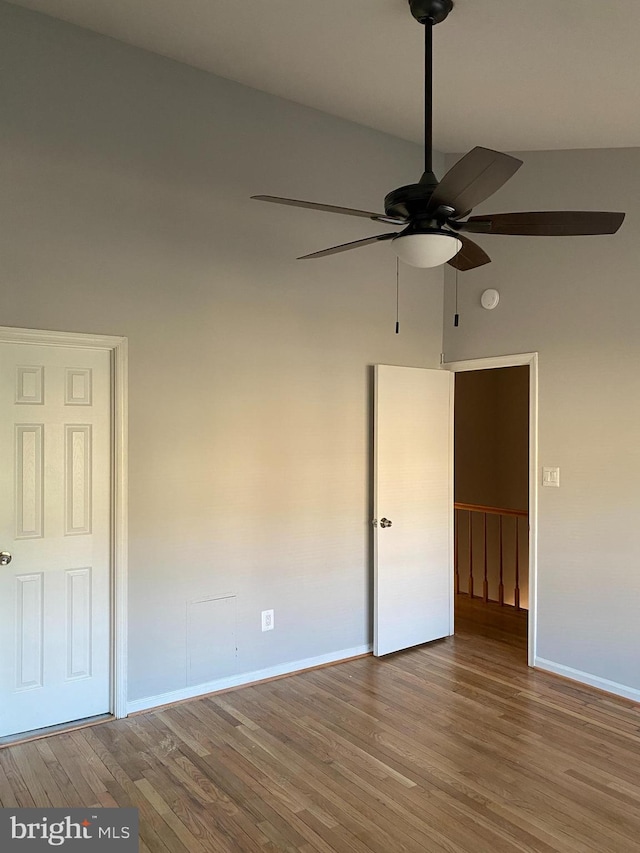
(454, 502), (528, 610)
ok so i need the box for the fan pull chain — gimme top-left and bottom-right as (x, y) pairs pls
(454, 267), (460, 327)
(395, 258), (400, 334)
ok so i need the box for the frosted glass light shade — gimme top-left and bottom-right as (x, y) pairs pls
(392, 231), (462, 268)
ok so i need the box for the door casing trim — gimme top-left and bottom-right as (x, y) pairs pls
(442, 352), (538, 668)
(0, 325), (128, 720)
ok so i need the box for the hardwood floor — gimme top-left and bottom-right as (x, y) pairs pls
(455, 593), (528, 650)
(2, 599), (640, 852)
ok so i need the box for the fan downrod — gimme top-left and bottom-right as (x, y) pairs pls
(409, 0), (453, 25)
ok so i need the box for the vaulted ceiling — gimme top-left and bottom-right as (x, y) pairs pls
(8, 0), (640, 153)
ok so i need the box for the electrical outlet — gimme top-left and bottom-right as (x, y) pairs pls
(261, 609), (274, 632)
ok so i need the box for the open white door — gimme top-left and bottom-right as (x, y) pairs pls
(374, 365), (453, 656)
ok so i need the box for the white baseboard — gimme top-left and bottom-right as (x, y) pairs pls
(534, 657), (640, 703)
(127, 644), (372, 715)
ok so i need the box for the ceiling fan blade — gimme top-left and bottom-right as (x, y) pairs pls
(429, 147), (523, 217)
(251, 195), (405, 224)
(298, 233), (397, 260)
(456, 210), (625, 236)
(447, 235), (491, 271)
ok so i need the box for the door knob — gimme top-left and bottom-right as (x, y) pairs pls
(0, 551), (12, 565)
(380, 518), (393, 528)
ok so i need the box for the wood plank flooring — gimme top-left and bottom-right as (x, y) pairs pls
(2, 597), (640, 852)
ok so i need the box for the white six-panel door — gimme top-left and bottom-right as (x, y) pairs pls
(0, 342), (111, 737)
(374, 365), (453, 657)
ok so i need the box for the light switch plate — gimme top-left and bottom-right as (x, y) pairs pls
(542, 466), (560, 487)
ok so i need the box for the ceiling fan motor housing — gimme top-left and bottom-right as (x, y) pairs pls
(408, 0), (454, 25)
(384, 173), (452, 224)
(385, 184), (434, 221)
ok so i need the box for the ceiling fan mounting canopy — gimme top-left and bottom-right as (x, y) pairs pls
(409, 0), (454, 25)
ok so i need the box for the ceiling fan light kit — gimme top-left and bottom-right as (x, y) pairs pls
(252, 0), (625, 270)
(393, 229), (461, 268)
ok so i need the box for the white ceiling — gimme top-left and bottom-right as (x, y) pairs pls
(7, 0), (640, 153)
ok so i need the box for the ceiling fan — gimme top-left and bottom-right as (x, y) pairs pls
(252, 0), (625, 270)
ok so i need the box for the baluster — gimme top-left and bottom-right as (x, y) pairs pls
(454, 508), (460, 595)
(514, 516), (520, 610)
(498, 514), (504, 606)
(483, 512), (488, 602)
(468, 510), (474, 598)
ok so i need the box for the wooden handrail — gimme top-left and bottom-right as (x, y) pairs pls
(454, 502), (527, 519)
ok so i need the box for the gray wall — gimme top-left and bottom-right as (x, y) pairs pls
(0, 2), (445, 702)
(443, 147), (640, 693)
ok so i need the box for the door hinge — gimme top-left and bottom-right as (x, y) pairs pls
(440, 352), (445, 365)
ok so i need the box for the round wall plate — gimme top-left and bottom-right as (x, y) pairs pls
(481, 289), (500, 310)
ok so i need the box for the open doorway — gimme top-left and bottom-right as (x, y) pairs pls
(445, 353), (538, 665)
(454, 365), (528, 655)
(373, 356), (537, 664)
